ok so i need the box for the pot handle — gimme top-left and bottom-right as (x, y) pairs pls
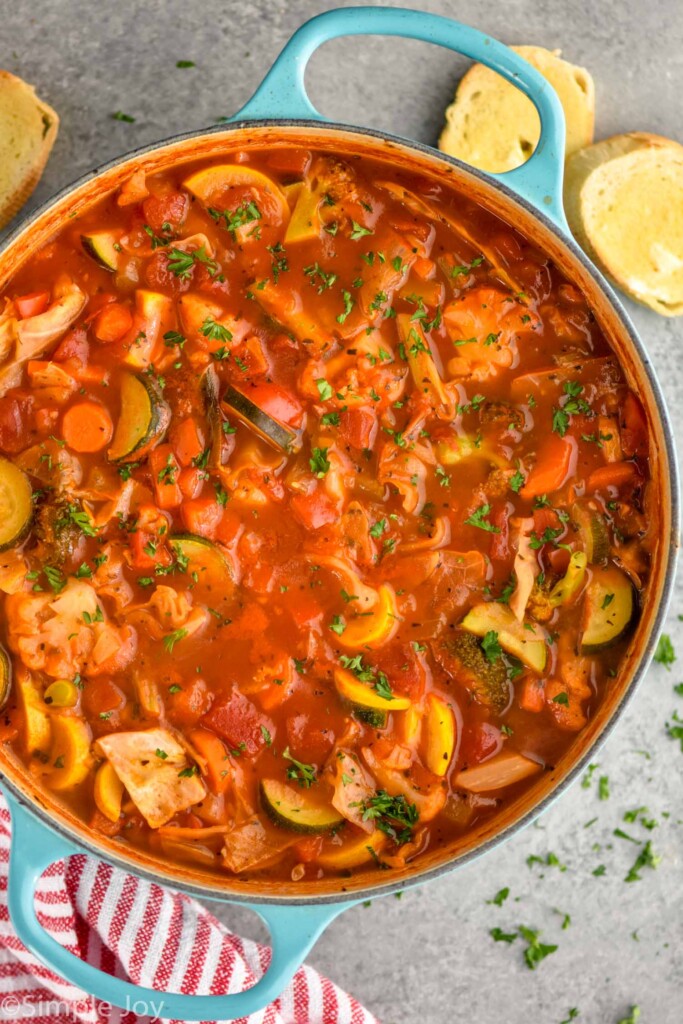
(233, 5), (568, 229)
(1, 785), (352, 1022)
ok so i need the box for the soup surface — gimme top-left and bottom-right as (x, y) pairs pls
(0, 143), (655, 882)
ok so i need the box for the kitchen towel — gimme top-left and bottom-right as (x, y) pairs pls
(0, 797), (378, 1024)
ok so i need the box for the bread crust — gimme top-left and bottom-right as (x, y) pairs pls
(439, 45), (595, 173)
(565, 133), (683, 316)
(0, 70), (59, 230)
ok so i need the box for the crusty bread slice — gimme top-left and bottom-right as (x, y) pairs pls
(0, 70), (59, 230)
(565, 133), (683, 316)
(439, 45), (594, 173)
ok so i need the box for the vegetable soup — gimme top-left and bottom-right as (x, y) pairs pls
(0, 145), (655, 880)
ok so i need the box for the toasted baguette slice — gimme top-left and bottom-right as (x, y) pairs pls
(439, 45), (594, 173)
(565, 133), (683, 317)
(0, 71), (59, 230)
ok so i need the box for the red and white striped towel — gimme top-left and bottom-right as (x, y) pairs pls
(0, 796), (378, 1024)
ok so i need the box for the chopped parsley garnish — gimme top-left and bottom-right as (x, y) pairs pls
(315, 378), (333, 401)
(552, 380), (592, 436)
(336, 290), (355, 324)
(201, 317), (232, 343)
(509, 468), (525, 493)
(329, 615), (346, 636)
(283, 747), (316, 788)
(339, 654), (393, 700)
(309, 446), (331, 478)
(349, 220), (373, 240)
(56, 503), (98, 537)
(464, 503), (500, 533)
(267, 241), (288, 282)
(166, 245), (218, 280)
(44, 565), (66, 594)
(304, 262), (338, 293)
(481, 630), (503, 665)
(163, 627), (188, 654)
(361, 790), (418, 845)
(450, 254), (484, 278)
(215, 199), (264, 239)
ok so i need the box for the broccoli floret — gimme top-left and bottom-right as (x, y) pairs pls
(434, 631), (510, 712)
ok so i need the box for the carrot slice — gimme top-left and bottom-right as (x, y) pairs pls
(93, 303), (133, 343)
(173, 417), (205, 467)
(586, 461), (637, 493)
(521, 435), (574, 499)
(149, 444), (182, 509)
(61, 401), (113, 452)
(188, 728), (232, 795)
(519, 677), (545, 713)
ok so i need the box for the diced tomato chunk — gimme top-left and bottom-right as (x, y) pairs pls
(290, 489), (338, 530)
(15, 290), (50, 318)
(142, 189), (189, 233)
(338, 407), (377, 449)
(180, 497), (223, 539)
(201, 689), (271, 756)
(619, 393), (648, 459)
(489, 507), (509, 561)
(375, 644), (426, 701)
(0, 395), (32, 453)
(244, 381), (303, 427)
(129, 529), (172, 571)
(459, 720), (503, 768)
(178, 467), (205, 499)
(53, 327), (89, 366)
(289, 594), (323, 629)
(216, 510), (242, 545)
(285, 713), (334, 763)
(166, 676), (211, 728)
(266, 149), (311, 176)
(144, 251), (191, 294)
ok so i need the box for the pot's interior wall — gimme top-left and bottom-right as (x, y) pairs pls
(0, 125), (676, 904)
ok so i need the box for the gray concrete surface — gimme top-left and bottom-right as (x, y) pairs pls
(1, 1), (682, 1021)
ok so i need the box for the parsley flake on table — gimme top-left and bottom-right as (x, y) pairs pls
(654, 633), (676, 669)
(487, 887), (510, 907)
(519, 925), (558, 970)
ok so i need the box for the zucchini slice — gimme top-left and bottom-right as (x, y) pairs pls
(334, 667), (410, 728)
(548, 551), (588, 607)
(260, 779), (344, 834)
(222, 384), (300, 453)
(81, 232), (120, 272)
(107, 372), (170, 463)
(0, 458), (33, 551)
(0, 645), (11, 711)
(170, 534), (234, 607)
(580, 565), (635, 654)
(461, 602), (547, 674)
(572, 503), (610, 564)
